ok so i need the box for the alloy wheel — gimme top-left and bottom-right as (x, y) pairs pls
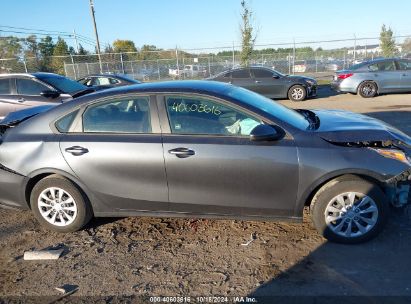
(291, 87), (304, 100)
(37, 187), (78, 227)
(324, 192), (378, 238)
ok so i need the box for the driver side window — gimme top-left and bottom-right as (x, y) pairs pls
(165, 95), (262, 136)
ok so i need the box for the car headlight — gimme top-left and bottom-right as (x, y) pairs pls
(372, 148), (411, 166)
(305, 79), (316, 86)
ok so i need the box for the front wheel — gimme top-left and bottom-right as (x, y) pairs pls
(288, 85), (307, 102)
(310, 178), (388, 244)
(31, 175), (93, 233)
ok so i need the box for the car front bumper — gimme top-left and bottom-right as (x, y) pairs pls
(307, 84), (317, 97)
(0, 164), (29, 210)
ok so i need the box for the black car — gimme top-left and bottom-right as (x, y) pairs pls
(0, 73), (93, 119)
(0, 81), (410, 244)
(208, 66), (317, 101)
(77, 74), (141, 90)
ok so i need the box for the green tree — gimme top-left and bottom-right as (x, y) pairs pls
(38, 36), (55, 72)
(380, 24), (397, 57)
(112, 39), (137, 53)
(51, 37), (69, 74)
(402, 38), (411, 54)
(23, 35), (41, 71)
(0, 36), (22, 58)
(239, 0), (257, 66)
(78, 44), (89, 55)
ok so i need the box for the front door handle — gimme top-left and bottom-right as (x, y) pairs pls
(168, 147), (195, 158)
(255, 80), (261, 83)
(65, 146), (89, 156)
(17, 98), (25, 103)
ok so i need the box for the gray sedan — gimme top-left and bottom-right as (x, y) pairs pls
(331, 58), (411, 97)
(208, 66), (317, 101)
(0, 81), (410, 244)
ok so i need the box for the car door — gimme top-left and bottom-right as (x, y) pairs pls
(12, 78), (56, 110)
(0, 78), (16, 118)
(230, 68), (253, 91)
(250, 68), (285, 98)
(59, 95), (169, 212)
(159, 94), (299, 218)
(368, 60), (401, 92)
(396, 59), (411, 91)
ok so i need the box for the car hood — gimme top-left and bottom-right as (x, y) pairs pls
(311, 109), (411, 146)
(0, 105), (56, 127)
(287, 75), (316, 83)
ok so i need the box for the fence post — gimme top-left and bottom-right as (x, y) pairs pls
(175, 47), (180, 80)
(157, 59), (161, 80)
(23, 57), (28, 73)
(86, 62), (90, 75)
(120, 53), (125, 74)
(70, 55), (77, 79)
(293, 39), (296, 75)
(182, 55), (185, 80)
(353, 34), (357, 63)
(288, 53), (291, 75)
(232, 42), (235, 68)
(208, 57), (211, 77)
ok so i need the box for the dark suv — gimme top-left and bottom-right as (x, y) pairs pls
(0, 73), (93, 119)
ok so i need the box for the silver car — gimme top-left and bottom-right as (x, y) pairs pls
(331, 58), (411, 98)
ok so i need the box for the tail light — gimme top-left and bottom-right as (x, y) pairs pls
(337, 73), (353, 80)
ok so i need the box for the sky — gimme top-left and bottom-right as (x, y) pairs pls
(1, 0), (410, 51)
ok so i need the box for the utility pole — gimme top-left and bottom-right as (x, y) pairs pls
(89, 0), (103, 72)
(73, 29), (79, 53)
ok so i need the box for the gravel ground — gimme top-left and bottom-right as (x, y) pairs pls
(1, 88), (411, 302)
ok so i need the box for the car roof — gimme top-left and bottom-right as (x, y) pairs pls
(88, 80), (231, 96)
(0, 72), (64, 78)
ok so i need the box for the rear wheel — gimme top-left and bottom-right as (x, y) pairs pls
(358, 81), (377, 98)
(288, 85), (307, 102)
(310, 178), (388, 244)
(31, 175), (92, 233)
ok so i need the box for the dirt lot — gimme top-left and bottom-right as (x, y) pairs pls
(1, 88), (411, 303)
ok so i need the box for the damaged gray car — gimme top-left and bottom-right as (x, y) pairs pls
(0, 81), (410, 244)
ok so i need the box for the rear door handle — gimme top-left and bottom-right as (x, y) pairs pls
(65, 146), (89, 156)
(168, 147), (195, 158)
(17, 98), (25, 103)
(255, 80), (261, 83)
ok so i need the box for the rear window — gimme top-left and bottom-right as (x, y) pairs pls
(0, 78), (11, 94)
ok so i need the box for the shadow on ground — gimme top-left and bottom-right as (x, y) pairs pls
(249, 209), (411, 303)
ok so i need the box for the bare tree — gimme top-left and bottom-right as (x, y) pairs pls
(239, 0), (257, 66)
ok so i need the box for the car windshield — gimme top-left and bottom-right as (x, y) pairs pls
(37, 75), (87, 94)
(227, 86), (310, 130)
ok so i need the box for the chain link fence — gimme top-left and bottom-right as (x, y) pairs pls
(1, 36), (410, 81)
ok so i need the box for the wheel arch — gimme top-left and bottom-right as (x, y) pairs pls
(296, 170), (388, 216)
(24, 168), (94, 211)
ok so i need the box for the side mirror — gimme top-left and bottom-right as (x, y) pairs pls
(250, 124), (283, 142)
(40, 90), (60, 99)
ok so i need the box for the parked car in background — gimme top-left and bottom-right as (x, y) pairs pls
(326, 60), (344, 71)
(0, 81), (410, 244)
(0, 73), (94, 119)
(77, 74), (141, 90)
(208, 66), (317, 101)
(331, 58), (411, 98)
(169, 65), (207, 79)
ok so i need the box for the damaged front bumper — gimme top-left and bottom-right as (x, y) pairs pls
(386, 168), (411, 207)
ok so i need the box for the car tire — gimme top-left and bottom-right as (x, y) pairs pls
(310, 177), (388, 244)
(288, 85), (307, 101)
(358, 81), (378, 98)
(31, 175), (93, 233)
